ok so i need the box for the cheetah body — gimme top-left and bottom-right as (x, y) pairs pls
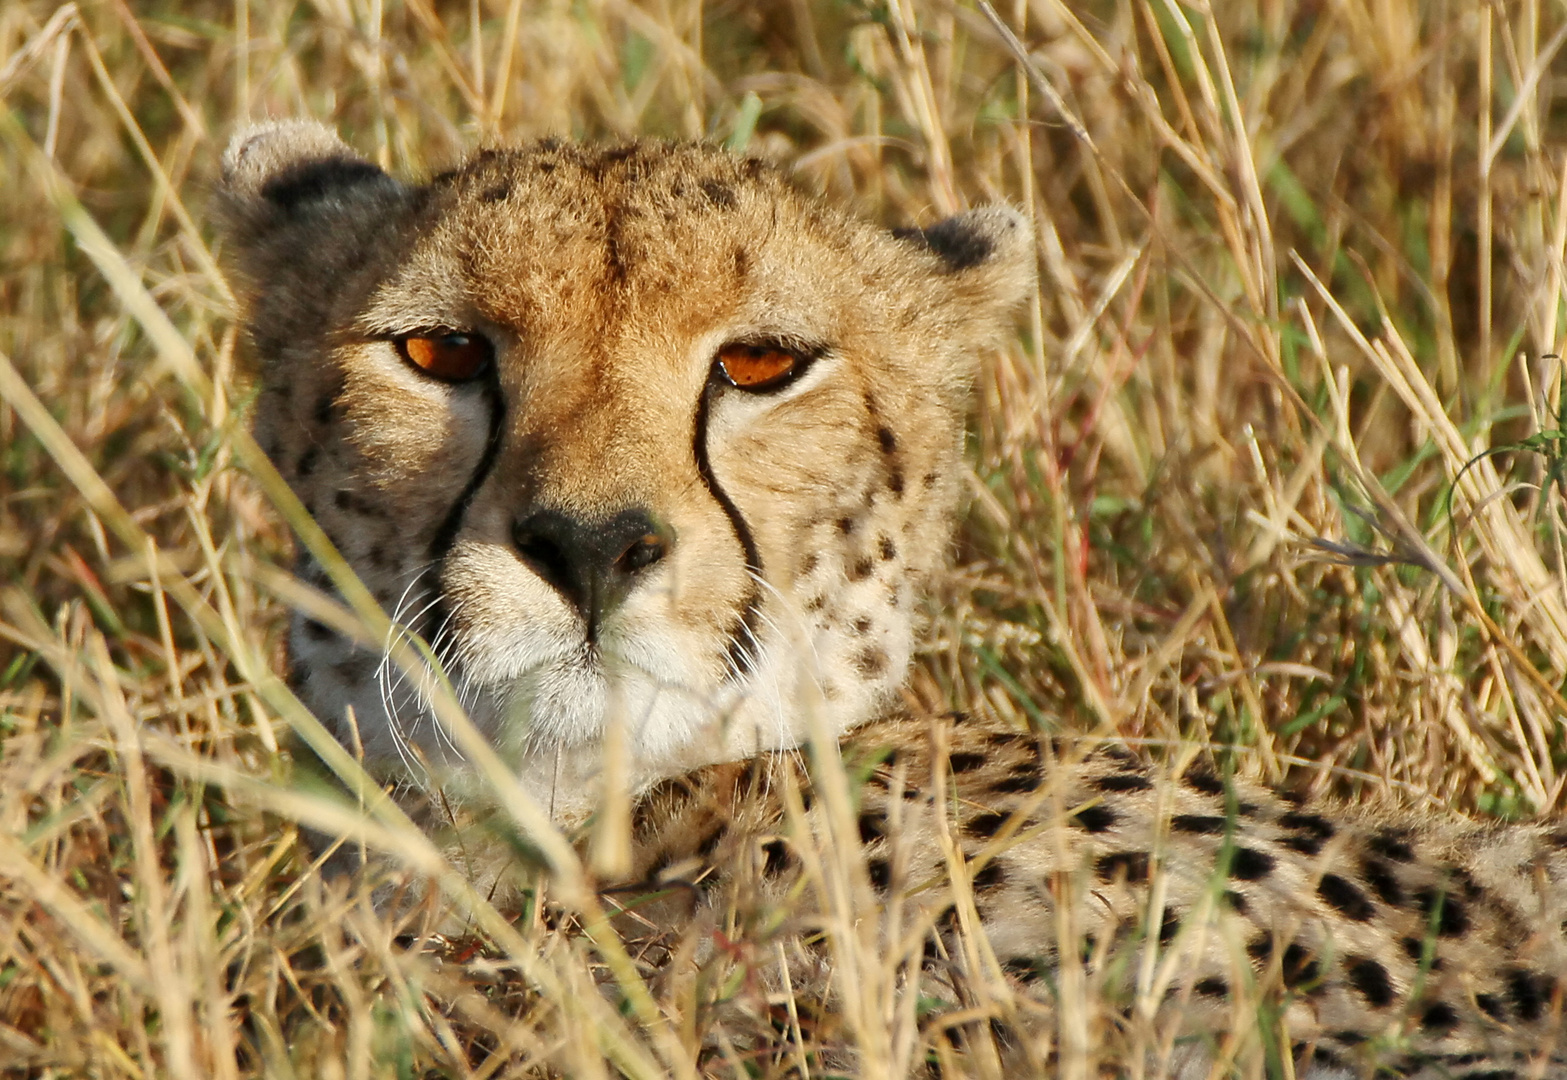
(218, 124), (1567, 1077)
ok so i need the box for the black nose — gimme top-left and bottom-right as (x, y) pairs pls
(510, 508), (672, 637)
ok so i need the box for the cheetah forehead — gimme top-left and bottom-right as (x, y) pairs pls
(219, 122), (1034, 367)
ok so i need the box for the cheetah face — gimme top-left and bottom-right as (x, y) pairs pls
(219, 122), (1032, 807)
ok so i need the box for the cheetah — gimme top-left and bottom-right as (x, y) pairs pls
(218, 122), (1567, 1077)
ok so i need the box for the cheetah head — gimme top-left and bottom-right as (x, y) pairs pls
(219, 121), (1032, 809)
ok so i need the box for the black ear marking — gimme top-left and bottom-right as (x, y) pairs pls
(221, 120), (397, 211)
(259, 157), (391, 211)
(894, 218), (995, 271)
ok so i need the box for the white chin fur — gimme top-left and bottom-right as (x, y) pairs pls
(339, 540), (903, 804)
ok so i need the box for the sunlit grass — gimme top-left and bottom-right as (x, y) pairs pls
(1, 0), (1566, 1075)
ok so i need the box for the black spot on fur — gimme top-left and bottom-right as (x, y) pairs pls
(894, 217), (995, 272)
(301, 618), (333, 641)
(971, 860), (1006, 890)
(1279, 811), (1335, 840)
(1229, 847), (1276, 880)
(1475, 993), (1507, 1021)
(1183, 768), (1225, 795)
(850, 558), (875, 581)
(948, 752), (986, 773)
(857, 811), (886, 844)
(761, 839), (795, 877)
(1195, 976), (1227, 997)
(260, 157), (389, 210)
(1362, 858), (1403, 905)
(852, 616), (872, 635)
(876, 426), (897, 453)
(1420, 1002), (1459, 1034)
(1281, 943), (1322, 989)
(1247, 936), (1318, 988)
(1296, 1045), (1342, 1071)
(1369, 829), (1415, 862)
(1074, 804), (1117, 833)
(1095, 851), (1150, 884)
(1506, 968), (1554, 1022)
(1415, 888), (1469, 936)
(296, 446), (320, 478)
(837, 517), (854, 534)
(1222, 889), (1248, 914)
(1159, 909), (1181, 944)
(700, 179), (736, 208)
(1318, 874), (1376, 921)
(1094, 773), (1152, 793)
(879, 535), (897, 561)
(988, 773), (1038, 795)
(966, 812), (1009, 840)
(1279, 834), (1325, 855)
(854, 647), (888, 677)
(1345, 956), (1395, 1007)
(1399, 936), (1442, 969)
(887, 468), (904, 496)
(1172, 814), (1227, 835)
(481, 182), (511, 202)
(1451, 866), (1486, 901)
(867, 857), (891, 890)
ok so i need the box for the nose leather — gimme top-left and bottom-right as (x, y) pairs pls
(510, 507), (671, 638)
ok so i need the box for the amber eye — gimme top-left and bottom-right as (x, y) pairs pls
(394, 331), (493, 381)
(715, 341), (804, 392)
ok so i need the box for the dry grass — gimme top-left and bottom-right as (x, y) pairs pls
(2, 0), (1566, 1075)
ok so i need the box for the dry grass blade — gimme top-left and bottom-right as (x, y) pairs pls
(4, 0), (1567, 1075)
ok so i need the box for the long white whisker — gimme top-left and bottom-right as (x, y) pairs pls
(375, 570), (444, 787)
(422, 598), (469, 762)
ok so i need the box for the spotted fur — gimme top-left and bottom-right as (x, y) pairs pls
(627, 712), (1567, 1078)
(220, 124), (1567, 1077)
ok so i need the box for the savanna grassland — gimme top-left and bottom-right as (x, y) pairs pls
(2, 0), (1567, 1076)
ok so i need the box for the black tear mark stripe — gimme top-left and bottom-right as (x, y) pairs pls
(359, 363), (502, 682)
(693, 379), (764, 675)
(429, 372), (508, 560)
(423, 374), (509, 648)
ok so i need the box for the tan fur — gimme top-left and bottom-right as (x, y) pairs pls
(219, 124), (1566, 1078)
(219, 122), (1030, 812)
(630, 713), (1567, 1077)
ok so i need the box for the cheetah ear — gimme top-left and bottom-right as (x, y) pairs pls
(894, 206), (1036, 337)
(216, 121), (412, 323)
(220, 119), (399, 210)
(215, 121), (411, 268)
(216, 122), (414, 366)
